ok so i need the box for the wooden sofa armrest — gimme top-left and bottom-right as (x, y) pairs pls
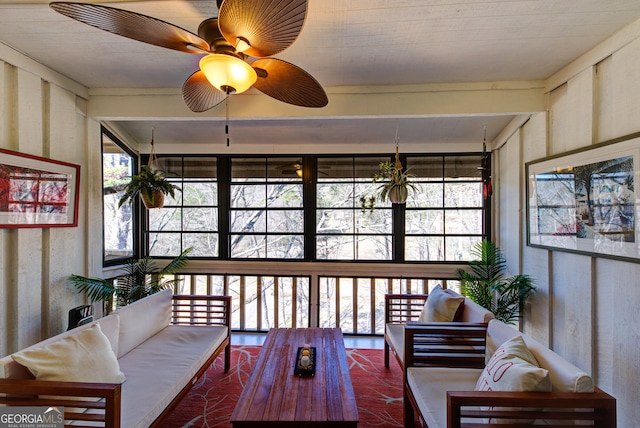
(171, 295), (232, 327)
(446, 388), (617, 428)
(404, 323), (488, 370)
(0, 378), (122, 427)
(384, 294), (428, 324)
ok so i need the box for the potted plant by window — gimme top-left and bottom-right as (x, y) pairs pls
(69, 248), (192, 311)
(457, 240), (535, 324)
(117, 164), (180, 209)
(360, 157), (419, 212)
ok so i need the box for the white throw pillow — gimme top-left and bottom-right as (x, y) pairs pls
(12, 323), (126, 384)
(418, 285), (465, 322)
(474, 335), (551, 424)
(475, 335), (549, 392)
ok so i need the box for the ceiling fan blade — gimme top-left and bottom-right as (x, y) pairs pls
(252, 58), (328, 108)
(218, 0), (307, 58)
(182, 70), (226, 112)
(50, 2), (210, 54)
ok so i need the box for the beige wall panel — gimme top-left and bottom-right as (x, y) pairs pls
(595, 55), (615, 143)
(595, 258), (640, 427)
(521, 112), (547, 163)
(15, 68), (44, 350)
(46, 85), (87, 336)
(16, 69), (43, 156)
(610, 37), (640, 138)
(550, 251), (593, 373)
(85, 119), (104, 278)
(521, 247), (550, 345)
(549, 68), (594, 155)
(496, 130), (521, 275)
(0, 61), (8, 147)
(520, 113), (550, 344)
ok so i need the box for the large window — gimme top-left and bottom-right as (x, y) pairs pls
(316, 156), (392, 260)
(145, 157), (218, 257)
(230, 158), (304, 259)
(405, 155), (485, 261)
(102, 128), (136, 266)
(138, 153), (488, 262)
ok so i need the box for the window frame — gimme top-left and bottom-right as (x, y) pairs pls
(101, 126), (139, 267)
(138, 153), (490, 262)
(143, 155), (220, 259)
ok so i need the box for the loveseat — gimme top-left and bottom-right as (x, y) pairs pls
(384, 285), (495, 369)
(403, 318), (617, 427)
(0, 289), (231, 427)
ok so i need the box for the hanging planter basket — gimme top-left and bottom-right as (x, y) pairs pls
(361, 129), (418, 212)
(141, 190), (165, 209)
(387, 186), (408, 204)
(117, 130), (181, 209)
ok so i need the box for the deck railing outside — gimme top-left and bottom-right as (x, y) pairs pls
(147, 261), (465, 335)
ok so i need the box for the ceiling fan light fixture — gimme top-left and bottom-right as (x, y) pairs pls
(199, 53), (257, 94)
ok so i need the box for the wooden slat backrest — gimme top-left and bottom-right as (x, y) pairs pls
(385, 294), (428, 324)
(171, 295), (231, 327)
(404, 322), (488, 370)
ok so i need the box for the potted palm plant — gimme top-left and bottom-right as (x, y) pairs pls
(360, 159), (419, 211)
(457, 240), (535, 324)
(117, 164), (181, 209)
(69, 248), (191, 310)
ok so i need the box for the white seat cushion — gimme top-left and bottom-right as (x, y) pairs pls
(406, 367), (482, 428)
(385, 323), (405, 364)
(117, 324), (228, 428)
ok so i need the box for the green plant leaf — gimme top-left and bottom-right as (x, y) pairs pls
(69, 274), (115, 302)
(458, 240), (535, 324)
(68, 247), (193, 308)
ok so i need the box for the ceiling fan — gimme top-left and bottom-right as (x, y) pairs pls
(49, 0), (328, 113)
(277, 160), (329, 177)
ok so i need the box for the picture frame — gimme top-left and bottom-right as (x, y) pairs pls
(0, 148), (80, 228)
(526, 133), (639, 262)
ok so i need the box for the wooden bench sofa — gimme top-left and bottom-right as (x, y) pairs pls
(0, 289), (231, 427)
(403, 318), (617, 427)
(384, 285), (495, 369)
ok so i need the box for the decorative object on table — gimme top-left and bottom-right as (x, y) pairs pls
(457, 240), (535, 324)
(117, 131), (180, 209)
(69, 247), (192, 311)
(0, 148), (80, 228)
(50, 0), (328, 114)
(526, 134), (638, 262)
(360, 126), (419, 212)
(294, 345), (316, 376)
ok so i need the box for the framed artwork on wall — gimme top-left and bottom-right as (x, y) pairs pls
(0, 148), (80, 228)
(526, 133), (639, 262)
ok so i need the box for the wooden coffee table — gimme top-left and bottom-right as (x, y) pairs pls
(230, 328), (358, 427)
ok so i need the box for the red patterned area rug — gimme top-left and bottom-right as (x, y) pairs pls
(163, 345), (403, 427)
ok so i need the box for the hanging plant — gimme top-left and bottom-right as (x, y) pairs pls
(117, 165), (180, 209)
(360, 130), (419, 211)
(117, 131), (181, 209)
(360, 160), (419, 211)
